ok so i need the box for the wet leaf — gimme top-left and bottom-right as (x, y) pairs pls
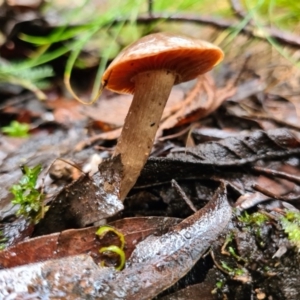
(0, 129), (92, 226)
(138, 128), (300, 187)
(0, 217), (181, 269)
(34, 156), (125, 235)
(169, 128), (300, 165)
(115, 183), (231, 298)
(0, 218), (34, 248)
(0, 183), (231, 299)
(135, 128), (300, 213)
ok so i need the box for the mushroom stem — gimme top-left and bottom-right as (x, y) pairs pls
(113, 69), (176, 200)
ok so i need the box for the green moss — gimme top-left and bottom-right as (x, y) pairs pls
(280, 211), (300, 248)
(238, 211), (269, 226)
(10, 165), (47, 224)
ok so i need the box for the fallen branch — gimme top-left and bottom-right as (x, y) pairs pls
(111, 13), (300, 48)
(229, 0), (249, 21)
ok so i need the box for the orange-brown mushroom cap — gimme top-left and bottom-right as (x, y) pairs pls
(102, 32), (224, 94)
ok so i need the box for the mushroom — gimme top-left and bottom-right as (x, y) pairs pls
(102, 32), (224, 200)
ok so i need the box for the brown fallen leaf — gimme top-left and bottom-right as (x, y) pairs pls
(45, 95), (86, 124)
(234, 176), (299, 211)
(81, 88), (184, 129)
(227, 93), (300, 132)
(48, 158), (82, 181)
(0, 217), (181, 269)
(75, 74), (233, 150)
(74, 88), (185, 150)
(81, 94), (132, 128)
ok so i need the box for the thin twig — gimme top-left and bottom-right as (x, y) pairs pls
(232, 54), (251, 87)
(253, 166), (300, 185)
(171, 179), (198, 212)
(148, 0), (153, 17)
(253, 183), (300, 201)
(243, 114), (300, 131)
(0, 92), (34, 110)
(158, 125), (192, 142)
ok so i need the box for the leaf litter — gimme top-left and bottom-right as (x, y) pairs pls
(1, 3), (300, 299)
(0, 183), (231, 299)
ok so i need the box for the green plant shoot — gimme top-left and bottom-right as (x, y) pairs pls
(2, 121), (30, 138)
(10, 164), (47, 224)
(96, 226), (126, 270)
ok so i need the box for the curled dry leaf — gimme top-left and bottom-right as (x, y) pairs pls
(227, 93), (300, 132)
(0, 183), (231, 299)
(157, 73), (236, 138)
